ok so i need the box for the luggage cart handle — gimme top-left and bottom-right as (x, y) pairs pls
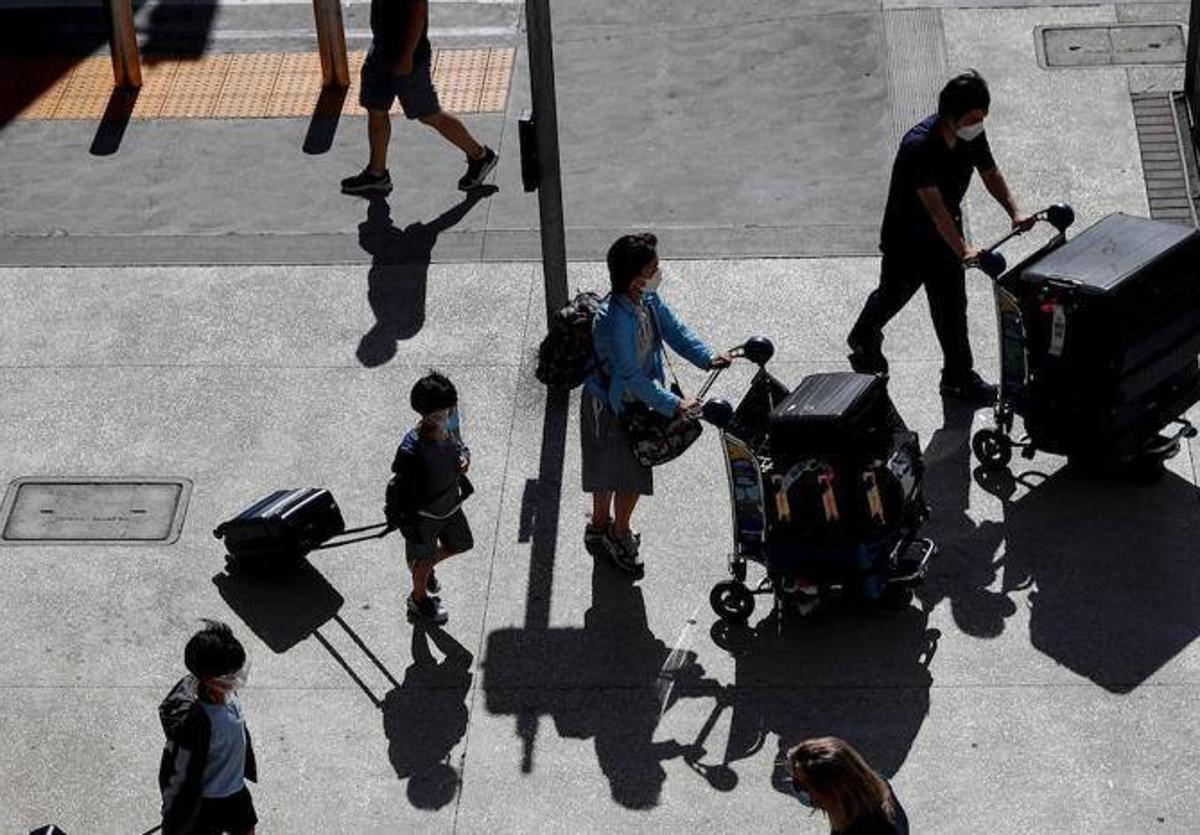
(965, 203), (1075, 279)
(695, 336), (775, 400)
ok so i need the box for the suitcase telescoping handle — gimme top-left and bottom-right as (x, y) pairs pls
(693, 336), (775, 427)
(965, 203), (1076, 279)
(309, 521), (392, 551)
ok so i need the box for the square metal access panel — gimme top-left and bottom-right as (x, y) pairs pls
(1037, 24), (1187, 68)
(0, 477), (192, 545)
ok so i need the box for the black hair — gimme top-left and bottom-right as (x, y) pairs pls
(410, 370), (458, 416)
(937, 69), (990, 120)
(184, 619), (246, 679)
(606, 233), (658, 295)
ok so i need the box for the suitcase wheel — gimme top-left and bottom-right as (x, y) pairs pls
(972, 428), (1013, 470)
(710, 580), (755, 623)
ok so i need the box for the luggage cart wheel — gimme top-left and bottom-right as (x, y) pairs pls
(710, 580), (755, 622)
(972, 428), (1012, 469)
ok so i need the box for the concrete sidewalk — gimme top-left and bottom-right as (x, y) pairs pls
(2, 1), (1199, 833)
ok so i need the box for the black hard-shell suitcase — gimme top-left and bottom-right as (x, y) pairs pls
(213, 488), (346, 568)
(1008, 213), (1200, 450)
(768, 372), (899, 463)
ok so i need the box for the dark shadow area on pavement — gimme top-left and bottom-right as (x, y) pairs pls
(916, 398), (1012, 638)
(303, 85), (349, 156)
(975, 462), (1200, 693)
(0, 0), (218, 135)
(485, 558), (718, 810)
(708, 603), (939, 797)
(382, 625), (474, 810)
(355, 187), (496, 366)
(214, 560), (476, 808)
(89, 87), (138, 156)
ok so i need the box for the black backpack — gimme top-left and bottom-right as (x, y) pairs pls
(535, 291), (605, 387)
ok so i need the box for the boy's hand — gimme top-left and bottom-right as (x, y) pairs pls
(458, 455), (470, 473)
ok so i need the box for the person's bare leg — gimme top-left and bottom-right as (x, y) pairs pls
(368, 109), (391, 173)
(419, 111), (484, 159)
(411, 559), (435, 600)
(613, 492), (640, 537)
(591, 491), (613, 528)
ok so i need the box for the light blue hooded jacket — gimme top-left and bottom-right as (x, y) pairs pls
(584, 291), (715, 417)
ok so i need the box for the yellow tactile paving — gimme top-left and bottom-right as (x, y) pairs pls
(2, 48), (513, 121)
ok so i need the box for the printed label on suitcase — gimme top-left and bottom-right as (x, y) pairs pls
(1049, 304), (1067, 357)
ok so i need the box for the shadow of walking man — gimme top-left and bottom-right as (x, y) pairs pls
(356, 186), (497, 366)
(382, 624), (474, 809)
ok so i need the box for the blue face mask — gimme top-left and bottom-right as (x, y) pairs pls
(443, 410), (460, 434)
(791, 780), (814, 807)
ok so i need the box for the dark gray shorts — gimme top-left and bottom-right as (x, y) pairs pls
(405, 509), (473, 562)
(359, 51), (441, 120)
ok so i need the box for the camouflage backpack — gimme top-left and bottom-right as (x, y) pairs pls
(535, 291), (605, 388)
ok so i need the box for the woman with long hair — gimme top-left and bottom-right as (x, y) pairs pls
(787, 736), (909, 834)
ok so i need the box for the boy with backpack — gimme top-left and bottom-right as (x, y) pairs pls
(159, 620), (258, 835)
(388, 371), (474, 625)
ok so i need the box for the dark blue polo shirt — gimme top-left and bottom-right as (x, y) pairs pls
(879, 114), (996, 256)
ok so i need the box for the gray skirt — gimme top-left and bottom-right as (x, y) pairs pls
(580, 388), (654, 495)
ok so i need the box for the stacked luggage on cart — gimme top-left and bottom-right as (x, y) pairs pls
(709, 367), (935, 622)
(973, 212), (1200, 475)
(764, 373), (930, 601)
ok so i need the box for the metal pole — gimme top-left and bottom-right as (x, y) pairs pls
(313, 0), (351, 88)
(1187, 0), (1199, 147)
(524, 0), (569, 324)
(105, 0), (142, 89)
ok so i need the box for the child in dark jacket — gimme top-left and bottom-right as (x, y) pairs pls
(159, 620), (258, 835)
(393, 370), (474, 625)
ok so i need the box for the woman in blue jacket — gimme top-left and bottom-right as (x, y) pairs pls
(582, 233), (730, 574)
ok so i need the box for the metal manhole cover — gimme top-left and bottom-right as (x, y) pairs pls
(0, 477), (192, 544)
(1037, 24), (1186, 68)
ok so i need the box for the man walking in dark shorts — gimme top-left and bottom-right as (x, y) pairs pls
(847, 70), (1034, 404)
(341, 0), (498, 196)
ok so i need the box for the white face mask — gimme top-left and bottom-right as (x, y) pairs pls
(955, 120), (985, 141)
(642, 268), (663, 294)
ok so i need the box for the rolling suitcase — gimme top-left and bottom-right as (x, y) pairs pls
(1009, 213), (1200, 453)
(767, 372), (901, 464)
(213, 488), (346, 570)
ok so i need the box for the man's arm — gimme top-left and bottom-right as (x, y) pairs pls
(917, 186), (972, 260)
(980, 166), (1035, 231)
(393, 0), (428, 76)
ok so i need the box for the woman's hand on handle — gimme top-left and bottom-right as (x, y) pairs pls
(709, 352), (733, 370)
(676, 396), (702, 418)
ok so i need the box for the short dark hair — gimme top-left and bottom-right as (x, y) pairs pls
(184, 619), (246, 679)
(410, 370), (457, 416)
(606, 233), (658, 295)
(938, 70), (990, 120)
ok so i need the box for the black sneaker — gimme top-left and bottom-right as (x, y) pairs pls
(458, 146), (497, 191)
(940, 370), (998, 405)
(407, 593), (448, 625)
(847, 340), (888, 376)
(426, 569), (441, 597)
(341, 168), (392, 195)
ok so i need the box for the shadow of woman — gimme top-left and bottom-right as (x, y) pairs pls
(356, 186), (497, 367)
(381, 625), (474, 809)
(547, 562), (710, 810)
